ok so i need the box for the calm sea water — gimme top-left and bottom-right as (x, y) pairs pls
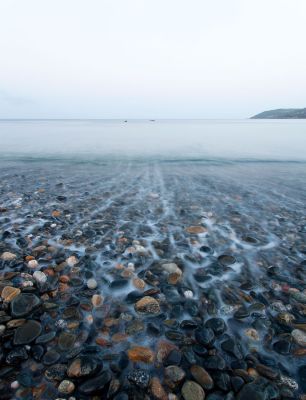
(0, 119), (306, 162)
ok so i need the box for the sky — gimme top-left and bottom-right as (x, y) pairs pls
(0, 0), (306, 119)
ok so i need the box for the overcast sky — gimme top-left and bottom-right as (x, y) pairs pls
(0, 0), (306, 119)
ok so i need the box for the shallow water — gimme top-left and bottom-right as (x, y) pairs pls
(0, 121), (306, 399)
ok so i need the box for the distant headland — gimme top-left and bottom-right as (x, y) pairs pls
(251, 108), (306, 119)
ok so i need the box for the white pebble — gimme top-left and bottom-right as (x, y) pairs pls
(55, 319), (67, 328)
(51, 223), (57, 228)
(28, 259), (39, 269)
(33, 270), (47, 283)
(11, 381), (19, 389)
(127, 262), (135, 271)
(66, 256), (78, 267)
(183, 290), (193, 298)
(22, 281), (34, 287)
(87, 278), (97, 289)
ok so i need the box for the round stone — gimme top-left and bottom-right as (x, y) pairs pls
(66, 256), (78, 267)
(127, 346), (154, 363)
(58, 332), (76, 350)
(91, 294), (104, 307)
(190, 365), (214, 390)
(79, 371), (112, 394)
(181, 381), (205, 400)
(205, 318), (227, 336)
(11, 293), (41, 317)
(58, 380), (75, 394)
(1, 252), (17, 261)
(1, 286), (21, 302)
(45, 364), (67, 381)
(164, 365), (186, 386)
(28, 259), (39, 269)
(87, 278), (98, 289)
(67, 356), (101, 378)
(134, 296), (160, 315)
(273, 339), (291, 355)
(185, 226), (207, 234)
(150, 377), (167, 400)
(13, 320), (42, 345)
(127, 369), (150, 389)
(195, 327), (215, 347)
(33, 270), (47, 283)
(218, 254), (236, 266)
(43, 350), (61, 365)
(292, 329), (306, 347)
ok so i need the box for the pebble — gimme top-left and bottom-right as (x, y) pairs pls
(292, 329), (306, 347)
(218, 254), (236, 266)
(190, 365), (214, 390)
(78, 371), (112, 394)
(87, 278), (98, 289)
(244, 328), (259, 341)
(1, 252), (17, 261)
(66, 256), (78, 267)
(134, 296), (160, 315)
(128, 346), (155, 363)
(91, 294), (103, 307)
(58, 380), (75, 394)
(185, 226), (207, 234)
(150, 377), (167, 400)
(1, 286), (21, 302)
(128, 369), (150, 389)
(164, 365), (186, 387)
(11, 381), (20, 389)
(27, 259), (39, 269)
(11, 293), (41, 317)
(67, 356), (100, 378)
(13, 320), (42, 345)
(133, 277), (146, 290)
(181, 380), (205, 400)
(195, 327), (215, 347)
(33, 270), (47, 283)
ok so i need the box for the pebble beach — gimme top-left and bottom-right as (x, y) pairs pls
(0, 159), (306, 400)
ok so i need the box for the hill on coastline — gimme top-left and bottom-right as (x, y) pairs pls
(251, 108), (306, 119)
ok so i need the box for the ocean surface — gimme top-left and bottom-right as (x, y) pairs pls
(0, 119), (306, 162)
(0, 120), (306, 399)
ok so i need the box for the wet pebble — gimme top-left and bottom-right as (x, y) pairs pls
(181, 380), (205, 400)
(13, 320), (42, 345)
(128, 369), (150, 389)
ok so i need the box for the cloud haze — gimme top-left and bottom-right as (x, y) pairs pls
(0, 0), (306, 118)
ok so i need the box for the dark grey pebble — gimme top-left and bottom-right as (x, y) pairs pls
(11, 293), (41, 317)
(205, 318), (227, 336)
(6, 347), (28, 364)
(203, 355), (226, 370)
(31, 345), (44, 361)
(195, 327), (215, 347)
(35, 331), (56, 344)
(45, 364), (67, 381)
(272, 339), (291, 355)
(42, 349), (61, 365)
(127, 369), (150, 389)
(234, 307), (250, 319)
(14, 320), (42, 345)
(79, 370), (112, 394)
(298, 365), (306, 392)
(221, 338), (243, 359)
(218, 254), (236, 266)
(180, 320), (198, 330)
